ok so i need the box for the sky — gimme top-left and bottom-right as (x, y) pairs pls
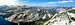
(0, 0), (75, 7)
(17, 0), (75, 7)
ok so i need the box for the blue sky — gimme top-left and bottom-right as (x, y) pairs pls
(0, 0), (75, 7)
(16, 0), (75, 7)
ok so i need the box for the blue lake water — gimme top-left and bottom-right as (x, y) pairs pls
(0, 16), (17, 25)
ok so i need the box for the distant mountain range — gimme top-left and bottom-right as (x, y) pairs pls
(0, 5), (74, 16)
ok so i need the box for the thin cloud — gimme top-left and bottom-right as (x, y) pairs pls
(59, 1), (74, 3)
(0, 0), (18, 6)
(47, 1), (75, 7)
(48, 1), (74, 4)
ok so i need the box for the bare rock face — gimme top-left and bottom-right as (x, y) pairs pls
(47, 12), (70, 25)
(3, 5), (75, 25)
(44, 9), (75, 25)
(0, 5), (55, 25)
(5, 7), (51, 23)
